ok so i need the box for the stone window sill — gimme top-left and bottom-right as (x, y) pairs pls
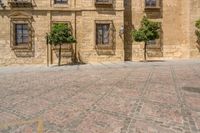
(95, 2), (113, 5)
(11, 44), (31, 50)
(145, 7), (161, 11)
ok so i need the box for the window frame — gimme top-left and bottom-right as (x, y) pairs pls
(8, 0), (32, 8)
(54, 0), (68, 4)
(96, 23), (110, 45)
(95, 0), (113, 5)
(52, 0), (69, 7)
(145, 0), (161, 9)
(95, 20), (114, 49)
(14, 23), (29, 45)
(10, 18), (32, 50)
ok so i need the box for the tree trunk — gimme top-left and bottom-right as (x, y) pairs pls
(46, 33), (49, 67)
(144, 42), (147, 61)
(58, 44), (62, 66)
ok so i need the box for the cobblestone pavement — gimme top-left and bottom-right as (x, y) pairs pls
(0, 60), (200, 133)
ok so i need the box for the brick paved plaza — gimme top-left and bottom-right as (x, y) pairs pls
(0, 60), (200, 133)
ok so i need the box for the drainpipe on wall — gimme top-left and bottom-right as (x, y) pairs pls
(47, 11), (52, 66)
(46, 33), (49, 67)
(74, 0), (79, 63)
(74, 11), (78, 63)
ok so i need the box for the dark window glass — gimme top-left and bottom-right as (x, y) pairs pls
(147, 40), (156, 45)
(96, 24), (110, 45)
(15, 24), (29, 45)
(9, 0), (32, 3)
(54, 0), (68, 4)
(96, 0), (110, 3)
(145, 0), (156, 7)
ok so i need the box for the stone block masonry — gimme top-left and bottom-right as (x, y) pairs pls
(0, 0), (200, 66)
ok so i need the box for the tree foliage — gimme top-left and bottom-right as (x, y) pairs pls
(131, 16), (160, 61)
(47, 23), (76, 66)
(48, 23), (76, 45)
(132, 16), (160, 42)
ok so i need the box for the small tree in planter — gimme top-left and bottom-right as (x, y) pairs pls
(132, 16), (160, 61)
(48, 23), (76, 66)
(195, 19), (200, 47)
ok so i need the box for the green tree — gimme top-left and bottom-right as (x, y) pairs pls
(47, 23), (76, 66)
(132, 16), (160, 61)
(195, 19), (200, 43)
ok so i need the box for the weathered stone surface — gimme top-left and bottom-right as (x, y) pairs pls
(124, 0), (200, 61)
(0, 0), (124, 66)
(0, 0), (200, 66)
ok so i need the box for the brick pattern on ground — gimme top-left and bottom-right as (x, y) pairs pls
(0, 61), (200, 133)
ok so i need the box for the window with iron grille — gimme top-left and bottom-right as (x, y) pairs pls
(96, 24), (110, 45)
(54, 0), (68, 4)
(9, 0), (32, 3)
(8, 0), (32, 7)
(96, 0), (109, 3)
(145, 0), (160, 8)
(15, 24), (29, 45)
(95, 0), (112, 5)
(145, 0), (156, 7)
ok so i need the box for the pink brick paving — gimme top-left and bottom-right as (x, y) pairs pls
(0, 60), (200, 133)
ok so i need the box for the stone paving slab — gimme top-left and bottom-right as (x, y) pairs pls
(0, 60), (200, 133)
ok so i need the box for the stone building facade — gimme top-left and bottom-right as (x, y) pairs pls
(124, 0), (200, 61)
(0, 0), (199, 66)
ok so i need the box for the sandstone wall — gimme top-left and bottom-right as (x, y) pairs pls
(0, 0), (124, 66)
(0, 0), (199, 66)
(162, 0), (190, 59)
(0, 11), (50, 66)
(189, 0), (200, 58)
(124, 0), (200, 61)
(78, 11), (124, 63)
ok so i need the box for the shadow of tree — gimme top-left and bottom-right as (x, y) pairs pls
(196, 39), (200, 52)
(139, 60), (165, 62)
